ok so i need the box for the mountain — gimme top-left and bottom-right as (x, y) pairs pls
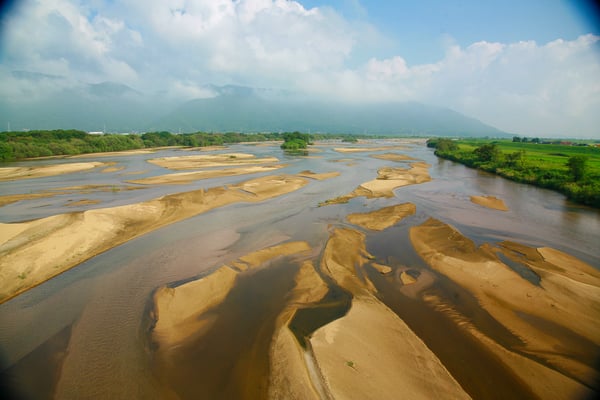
(151, 88), (508, 137)
(0, 74), (508, 136)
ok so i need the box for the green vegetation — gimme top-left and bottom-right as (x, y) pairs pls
(427, 138), (600, 208)
(280, 131), (312, 150)
(0, 130), (286, 161)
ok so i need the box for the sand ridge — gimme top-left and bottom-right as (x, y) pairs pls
(410, 217), (600, 391)
(147, 153), (279, 170)
(346, 202), (416, 230)
(0, 175), (310, 303)
(127, 164), (288, 185)
(470, 195), (509, 211)
(0, 162), (106, 181)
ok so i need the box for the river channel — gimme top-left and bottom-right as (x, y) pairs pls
(0, 140), (598, 399)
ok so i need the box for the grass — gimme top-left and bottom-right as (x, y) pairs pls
(428, 138), (600, 208)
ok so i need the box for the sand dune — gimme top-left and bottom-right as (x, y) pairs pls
(0, 162), (105, 181)
(312, 227), (471, 400)
(321, 162), (431, 205)
(410, 218), (600, 392)
(127, 165), (287, 185)
(347, 202), (416, 230)
(0, 175), (309, 303)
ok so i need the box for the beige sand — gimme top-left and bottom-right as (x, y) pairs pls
(423, 293), (594, 400)
(0, 175), (309, 303)
(153, 266), (239, 348)
(268, 261), (329, 400)
(371, 153), (417, 162)
(127, 165), (287, 185)
(347, 203), (416, 230)
(180, 146), (228, 151)
(312, 227), (470, 400)
(0, 184), (146, 208)
(470, 195), (509, 211)
(147, 153), (279, 170)
(320, 163), (431, 205)
(400, 271), (417, 285)
(410, 218), (600, 389)
(69, 149), (157, 158)
(296, 170), (341, 181)
(101, 166), (125, 173)
(0, 162), (105, 181)
(333, 146), (407, 153)
(310, 297), (471, 400)
(66, 199), (102, 207)
(238, 242), (312, 269)
(371, 263), (392, 274)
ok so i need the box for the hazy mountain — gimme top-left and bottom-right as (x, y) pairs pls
(0, 75), (508, 136)
(151, 87), (508, 136)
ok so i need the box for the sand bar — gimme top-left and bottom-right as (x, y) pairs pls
(68, 149), (158, 158)
(347, 202), (416, 230)
(0, 175), (309, 303)
(312, 227), (470, 399)
(0, 162), (105, 181)
(127, 165), (287, 185)
(321, 163), (431, 205)
(470, 195), (509, 211)
(333, 146), (407, 153)
(148, 153), (279, 170)
(296, 170), (341, 181)
(370, 153), (417, 162)
(410, 218), (600, 390)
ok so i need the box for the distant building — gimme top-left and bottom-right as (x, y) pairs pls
(88, 131), (104, 135)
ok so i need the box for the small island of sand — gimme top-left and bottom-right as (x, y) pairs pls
(470, 195), (509, 211)
(147, 153), (279, 170)
(0, 162), (106, 182)
(347, 202), (416, 230)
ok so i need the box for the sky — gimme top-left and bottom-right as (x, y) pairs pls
(0, 0), (599, 137)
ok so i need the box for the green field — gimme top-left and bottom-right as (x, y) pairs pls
(428, 138), (600, 208)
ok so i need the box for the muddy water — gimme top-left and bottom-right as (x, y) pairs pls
(0, 141), (599, 399)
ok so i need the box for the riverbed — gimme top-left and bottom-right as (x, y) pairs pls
(0, 140), (598, 399)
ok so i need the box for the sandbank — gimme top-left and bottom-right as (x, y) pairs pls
(268, 261), (329, 400)
(66, 199), (102, 207)
(296, 170), (341, 181)
(371, 263), (392, 274)
(68, 149), (157, 158)
(0, 175), (309, 303)
(346, 202), (416, 230)
(147, 153), (279, 170)
(370, 153), (417, 162)
(101, 166), (125, 173)
(333, 146), (407, 153)
(320, 163), (431, 205)
(127, 165), (287, 185)
(312, 227), (470, 399)
(400, 271), (417, 284)
(410, 218), (600, 390)
(470, 195), (509, 211)
(0, 162), (105, 182)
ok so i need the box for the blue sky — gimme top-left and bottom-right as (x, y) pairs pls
(1, 0), (599, 137)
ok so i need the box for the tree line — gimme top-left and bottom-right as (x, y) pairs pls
(427, 138), (600, 208)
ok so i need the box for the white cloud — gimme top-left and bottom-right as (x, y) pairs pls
(1, 0), (599, 136)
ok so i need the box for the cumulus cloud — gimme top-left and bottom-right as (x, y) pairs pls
(1, 0), (599, 136)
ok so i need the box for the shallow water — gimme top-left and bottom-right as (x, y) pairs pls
(0, 140), (599, 399)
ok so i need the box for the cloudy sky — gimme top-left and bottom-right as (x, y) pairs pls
(1, 0), (599, 137)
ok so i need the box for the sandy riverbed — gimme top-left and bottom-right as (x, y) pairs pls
(0, 175), (309, 303)
(127, 165), (288, 185)
(147, 153), (279, 170)
(470, 195), (509, 211)
(321, 162), (431, 205)
(0, 162), (106, 182)
(347, 202), (416, 230)
(333, 146), (407, 153)
(370, 152), (417, 161)
(410, 218), (600, 397)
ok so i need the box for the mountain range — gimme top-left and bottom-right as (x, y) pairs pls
(0, 72), (509, 137)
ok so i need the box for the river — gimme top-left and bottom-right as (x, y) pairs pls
(0, 140), (598, 399)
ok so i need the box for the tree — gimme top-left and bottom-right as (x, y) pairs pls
(512, 136), (521, 142)
(567, 155), (588, 181)
(474, 143), (501, 162)
(434, 138), (458, 152)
